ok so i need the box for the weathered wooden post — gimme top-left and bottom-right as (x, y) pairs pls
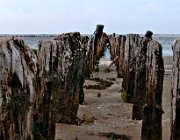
(122, 34), (140, 103)
(171, 39), (180, 140)
(141, 40), (164, 140)
(132, 31), (153, 120)
(108, 33), (120, 75)
(97, 32), (108, 60)
(132, 37), (147, 120)
(0, 37), (36, 140)
(85, 37), (95, 78)
(54, 32), (84, 123)
(34, 32), (85, 139)
(118, 35), (126, 77)
(109, 33), (117, 61)
(93, 24), (105, 71)
(78, 36), (89, 104)
(108, 34), (126, 77)
(34, 40), (63, 140)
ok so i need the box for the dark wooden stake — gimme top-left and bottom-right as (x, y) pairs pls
(108, 34), (126, 77)
(132, 37), (147, 120)
(34, 40), (62, 140)
(54, 32), (85, 124)
(141, 40), (164, 140)
(122, 34), (140, 103)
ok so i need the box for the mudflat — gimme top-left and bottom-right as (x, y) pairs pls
(55, 56), (173, 140)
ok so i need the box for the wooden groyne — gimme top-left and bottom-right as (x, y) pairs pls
(0, 27), (169, 140)
(171, 39), (180, 140)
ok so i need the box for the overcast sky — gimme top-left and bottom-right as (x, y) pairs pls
(0, 0), (179, 34)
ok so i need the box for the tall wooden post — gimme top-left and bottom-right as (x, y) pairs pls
(0, 37), (36, 140)
(171, 39), (180, 140)
(34, 32), (87, 139)
(122, 34), (140, 103)
(78, 36), (89, 104)
(54, 32), (84, 124)
(118, 35), (126, 77)
(34, 40), (63, 140)
(141, 40), (164, 140)
(109, 33), (117, 61)
(93, 24), (105, 71)
(85, 37), (95, 78)
(108, 34), (126, 77)
(132, 37), (147, 120)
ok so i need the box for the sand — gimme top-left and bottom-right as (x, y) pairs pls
(55, 56), (173, 140)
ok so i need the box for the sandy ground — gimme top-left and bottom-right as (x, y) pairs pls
(55, 56), (172, 140)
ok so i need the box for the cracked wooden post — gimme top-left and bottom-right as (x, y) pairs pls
(171, 39), (180, 140)
(86, 37), (95, 78)
(122, 34), (140, 103)
(54, 32), (84, 123)
(141, 40), (164, 140)
(78, 36), (89, 104)
(132, 34), (154, 120)
(132, 31), (153, 120)
(132, 37), (147, 120)
(0, 37), (36, 140)
(109, 34), (126, 77)
(34, 32), (85, 139)
(118, 35), (126, 77)
(93, 24), (105, 71)
(34, 39), (63, 140)
(109, 33), (117, 61)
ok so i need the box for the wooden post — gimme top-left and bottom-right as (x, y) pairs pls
(34, 32), (86, 139)
(109, 33), (117, 61)
(108, 33), (119, 75)
(122, 34), (140, 103)
(93, 25), (106, 71)
(34, 40), (62, 140)
(171, 39), (180, 140)
(141, 40), (164, 140)
(78, 36), (90, 104)
(0, 37), (36, 140)
(118, 35), (126, 77)
(132, 37), (147, 120)
(85, 37), (95, 78)
(108, 34), (126, 77)
(54, 32), (84, 124)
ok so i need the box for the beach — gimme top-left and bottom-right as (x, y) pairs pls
(55, 56), (172, 140)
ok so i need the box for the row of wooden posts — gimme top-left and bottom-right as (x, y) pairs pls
(0, 25), (179, 140)
(108, 30), (180, 140)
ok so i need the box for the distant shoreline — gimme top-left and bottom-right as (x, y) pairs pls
(0, 34), (175, 57)
(1, 34), (180, 37)
(0, 34), (57, 37)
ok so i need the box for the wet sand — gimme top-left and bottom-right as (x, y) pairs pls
(55, 56), (173, 140)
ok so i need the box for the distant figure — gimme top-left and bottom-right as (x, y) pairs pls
(145, 30), (153, 40)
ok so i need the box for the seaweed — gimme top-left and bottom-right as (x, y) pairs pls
(84, 77), (113, 90)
